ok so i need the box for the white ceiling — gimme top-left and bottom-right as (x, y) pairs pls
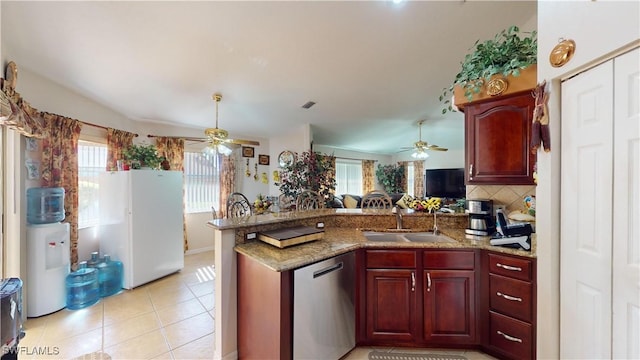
(1, 1), (536, 155)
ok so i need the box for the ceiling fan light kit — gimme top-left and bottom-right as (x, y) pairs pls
(402, 119), (448, 158)
(200, 93), (259, 157)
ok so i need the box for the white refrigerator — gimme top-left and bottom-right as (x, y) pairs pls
(99, 170), (184, 289)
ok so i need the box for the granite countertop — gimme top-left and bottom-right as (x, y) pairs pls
(234, 226), (537, 272)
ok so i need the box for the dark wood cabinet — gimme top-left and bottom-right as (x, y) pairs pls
(363, 250), (418, 343)
(366, 269), (417, 342)
(482, 251), (537, 360)
(423, 250), (477, 345)
(464, 91), (537, 185)
(361, 249), (480, 347)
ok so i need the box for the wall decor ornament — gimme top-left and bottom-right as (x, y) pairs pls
(258, 154), (270, 165)
(549, 38), (576, 68)
(242, 146), (254, 158)
(25, 158), (39, 179)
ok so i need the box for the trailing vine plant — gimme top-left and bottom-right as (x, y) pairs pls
(439, 25), (537, 113)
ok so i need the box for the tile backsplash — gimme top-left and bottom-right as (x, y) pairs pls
(466, 185), (536, 215)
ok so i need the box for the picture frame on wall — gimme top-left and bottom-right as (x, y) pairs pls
(258, 154), (270, 165)
(242, 146), (255, 158)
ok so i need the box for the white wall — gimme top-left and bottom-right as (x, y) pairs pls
(536, 2), (639, 358)
(267, 124), (311, 197)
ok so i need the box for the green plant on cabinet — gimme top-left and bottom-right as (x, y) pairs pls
(439, 25), (537, 113)
(122, 144), (162, 169)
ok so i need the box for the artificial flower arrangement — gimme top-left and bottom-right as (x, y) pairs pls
(408, 196), (442, 213)
(253, 194), (273, 214)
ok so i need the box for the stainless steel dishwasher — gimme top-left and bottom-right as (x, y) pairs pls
(293, 251), (355, 359)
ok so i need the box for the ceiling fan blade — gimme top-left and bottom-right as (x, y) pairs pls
(225, 138), (260, 146)
(428, 145), (448, 151)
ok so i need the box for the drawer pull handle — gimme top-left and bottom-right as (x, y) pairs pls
(411, 272), (415, 292)
(496, 263), (522, 272)
(497, 292), (522, 302)
(427, 272), (431, 292)
(497, 330), (523, 343)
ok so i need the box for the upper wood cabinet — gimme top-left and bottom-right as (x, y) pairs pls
(464, 91), (537, 185)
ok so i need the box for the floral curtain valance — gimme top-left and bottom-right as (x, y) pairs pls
(106, 128), (136, 171)
(0, 88), (44, 138)
(155, 137), (185, 171)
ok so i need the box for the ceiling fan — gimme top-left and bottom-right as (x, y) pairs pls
(162, 93), (260, 156)
(400, 119), (448, 159)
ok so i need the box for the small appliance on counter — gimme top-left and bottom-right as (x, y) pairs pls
(465, 199), (496, 236)
(490, 209), (533, 250)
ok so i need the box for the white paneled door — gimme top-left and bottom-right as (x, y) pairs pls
(561, 59), (614, 359)
(561, 47), (640, 359)
(612, 48), (640, 359)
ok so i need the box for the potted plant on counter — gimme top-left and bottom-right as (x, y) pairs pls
(278, 150), (336, 207)
(439, 25), (537, 113)
(122, 144), (162, 170)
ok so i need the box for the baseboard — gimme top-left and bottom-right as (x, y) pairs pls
(185, 246), (214, 255)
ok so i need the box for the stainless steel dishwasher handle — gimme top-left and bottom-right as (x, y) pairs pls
(313, 262), (343, 278)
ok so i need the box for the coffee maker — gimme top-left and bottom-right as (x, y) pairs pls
(465, 199), (496, 236)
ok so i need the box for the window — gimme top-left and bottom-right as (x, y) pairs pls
(335, 159), (362, 195)
(407, 162), (415, 197)
(78, 140), (107, 228)
(184, 151), (220, 213)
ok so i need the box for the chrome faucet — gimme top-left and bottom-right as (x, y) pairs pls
(392, 206), (403, 230)
(432, 211), (439, 235)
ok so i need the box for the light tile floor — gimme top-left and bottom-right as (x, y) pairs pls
(19, 251), (215, 360)
(18, 251), (496, 360)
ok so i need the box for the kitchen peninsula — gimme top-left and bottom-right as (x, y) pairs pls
(207, 209), (536, 360)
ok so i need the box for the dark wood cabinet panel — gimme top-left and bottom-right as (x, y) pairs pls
(488, 252), (533, 281)
(489, 311), (533, 360)
(482, 251), (536, 360)
(423, 270), (476, 344)
(464, 91), (537, 184)
(237, 253), (293, 360)
(490, 274), (533, 323)
(366, 249), (417, 269)
(366, 269), (417, 342)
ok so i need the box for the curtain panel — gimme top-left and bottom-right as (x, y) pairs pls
(399, 161), (408, 193)
(106, 128), (136, 171)
(155, 137), (188, 252)
(40, 113), (83, 267)
(362, 160), (375, 193)
(414, 160), (425, 198)
(219, 155), (237, 218)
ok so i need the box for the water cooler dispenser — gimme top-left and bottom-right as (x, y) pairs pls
(26, 223), (70, 317)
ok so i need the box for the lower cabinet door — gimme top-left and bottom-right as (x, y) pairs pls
(366, 269), (417, 342)
(489, 311), (533, 360)
(423, 269), (476, 344)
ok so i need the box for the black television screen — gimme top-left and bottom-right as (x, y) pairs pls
(424, 168), (466, 199)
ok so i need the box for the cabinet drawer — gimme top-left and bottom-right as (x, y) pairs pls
(488, 253), (532, 281)
(423, 250), (475, 270)
(366, 250), (416, 269)
(489, 311), (533, 360)
(490, 274), (532, 323)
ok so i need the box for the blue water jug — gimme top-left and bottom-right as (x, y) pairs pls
(96, 255), (123, 297)
(65, 261), (99, 310)
(26, 187), (65, 224)
(87, 251), (102, 268)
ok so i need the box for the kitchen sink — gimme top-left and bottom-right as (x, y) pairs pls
(362, 231), (457, 243)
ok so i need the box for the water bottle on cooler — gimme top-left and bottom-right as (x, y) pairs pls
(96, 255), (123, 297)
(65, 261), (100, 310)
